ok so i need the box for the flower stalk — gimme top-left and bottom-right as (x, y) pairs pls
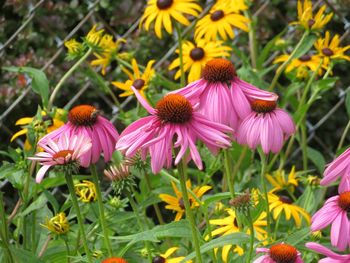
(177, 159), (202, 263)
(48, 48), (93, 110)
(90, 164), (113, 257)
(65, 173), (92, 262)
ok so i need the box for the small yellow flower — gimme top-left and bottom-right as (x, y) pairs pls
(268, 191), (310, 227)
(153, 247), (192, 263)
(64, 39), (84, 57)
(305, 175), (320, 186)
(11, 110), (65, 150)
(266, 166), (299, 193)
(112, 59), (155, 98)
(140, 0), (202, 39)
(85, 25), (104, 46)
(194, 0), (249, 42)
(314, 31), (350, 66)
(75, 180), (97, 203)
(159, 180), (211, 221)
(273, 53), (326, 76)
(90, 34), (126, 75)
(168, 39), (232, 82)
(208, 208), (267, 262)
(41, 212), (69, 235)
(292, 0), (333, 30)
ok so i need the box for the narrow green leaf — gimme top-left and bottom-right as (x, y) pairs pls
(307, 147), (325, 173)
(3, 66), (49, 108)
(182, 233), (250, 262)
(294, 34), (318, 58)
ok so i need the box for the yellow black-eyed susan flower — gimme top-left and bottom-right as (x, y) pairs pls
(159, 180), (211, 221)
(315, 31), (350, 66)
(194, 0), (249, 42)
(266, 166), (299, 193)
(112, 59), (155, 98)
(90, 34), (126, 75)
(75, 180), (97, 203)
(64, 39), (84, 59)
(85, 25), (104, 47)
(11, 110), (65, 150)
(41, 212), (69, 235)
(208, 208), (267, 262)
(292, 0), (333, 31)
(152, 247), (192, 263)
(168, 39), (231, 82)
(273, 53), (326, 78)
(268, 190), (310, 227)
(140, 0), (202, 39)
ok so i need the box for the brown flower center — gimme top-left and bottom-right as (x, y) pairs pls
(322, 48), (334, 56)
(190, 47), (205, 61)
(156, 0), (173, 9)
(269, 243), (298, 263)
(251, 99), (277, 113)
(211, 10), (225, 21)
(279, 195), (293, 204)
(308, 19), (315, 28)
(202, 58), (236, 82)
(68, 105), (98, 126)
(53, 150), (74, 160)
(156, 94), (193, 124)
(152, 256), (165, 263)
(178, 198), (185, 209)
(233, 218), (238, 227)
(338, 192), (350, 212)
(298, 54), (311, 62)
(132, 79), (145, 90)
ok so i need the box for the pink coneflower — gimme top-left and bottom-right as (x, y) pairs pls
(29, 134), (92, 183)
(115, 87), (233, 173)
(306, 242), (350, 262)
(39, 105), (118, 166)
(311, 191), (350, 251)
(321, 147), (350, 192)
(236, 99), (295, 154)
(171, 58), (278, 130)
(254, 243), (303, 263)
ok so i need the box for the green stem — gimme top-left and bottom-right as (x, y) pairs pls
(258, 149), (271, 241)
(337, 119), (350, 151)
(223, 149), (235, 199)
(174, 24), (185, 87)
(245, 11), (257, 69)
(177, 159), (202, 263)
(279, 59), (323, 169)
(246, 209), (255, 263)
(268, 32), (309, 91)
(0, 192), (13, 263)
(63, 236), (71, 263)
(90, 165), (113, 257)
(48, 48), (92, 109)
(202, 206), (217, 263)
(65, 173), (92, 262)
(300, 122), (308, 171)
(125, 192), (153, 263)
(273, 214), (281, 241)
(86, 65), (123, 111)
(144, 172), (165, 225)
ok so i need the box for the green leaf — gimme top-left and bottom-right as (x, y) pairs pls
(19, 194), (48, 217)
(3, 66), (49, 108)
(294, 34), (318, 59)
(182, 233), (250, 262)
(307, 147), (325, 173)
(345, 89), (350, 117)
(110, 220), (192, 243)
(256, 29), (287, 69)
(10, 247), (45, 263)
(202, 192), (231, 208)
(276, 228), (310, 246)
